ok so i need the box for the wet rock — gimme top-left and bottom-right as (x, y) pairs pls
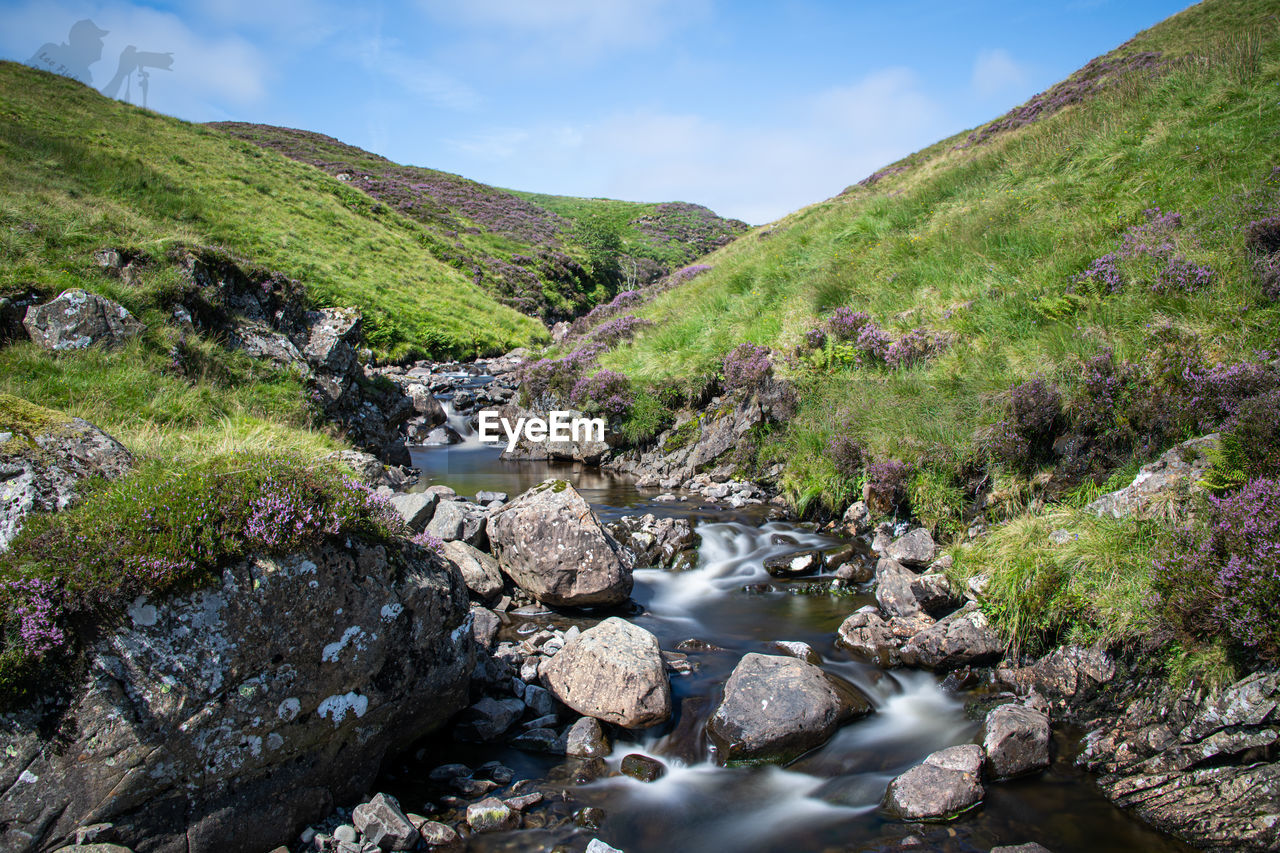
(352, 793), (418, 851)
(467, 797), (520, 832)
(574, 807), (607, 830)
(823, 544), (856, 570)
(440, 540), (503, 600)
(886, 528), (937, 568)
(677, 638), (726, 652)
(411, 818), (461, 850)
(23, 289), (145, 351)
(837, 608), (901, 667)
(0, 540), (472, 853)
(990, 844), (1053, 853)
(769, 640), (822, 664)
(983, 704), (1051, 779)
(1, 401), (133, 550)
(887, 613), (935, 639)
(390, 491), (437, 532)
(456, 696), (525, 742)
(620, 753), (668, 782)
(470, 606), (501, 650)
(489, 480), (633, 607)
(835, 559), (874, 584)
(606, 513), (700, 569)
(707, 653), (873, 764)
(764, 549), (823, 578)
(875, 558), (922, 618)
(427, 764), (472, 783)
(504, 792), (543, 811)
(585, 840), (623, 853)
(541, 618), (671, 728)
(842, 500), (872, 535)
(899, 603), (1004, 671)
(910, 572), (962, 616)
(883, 744), (984, 821)
(1085, 434), (1217, 520)
(565, 716), (611, 758)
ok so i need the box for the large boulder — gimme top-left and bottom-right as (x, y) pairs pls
(707, 653), (872, 764)
(22, 290), (145, 351)
(0, 540), (473, 853)
(875, 558), (922, 618)
(488, 480), (633, 607)
(886, 528), (937, 567)
(540, 618), (671, 728)
(883, 744), (984, 821)
(983, 704), (1051, 779)
(1085, 434), (1217, 520)
(440, 540), (503, 600)
(425, 500), (486, 547)
(836, 608), (901, 667)
(899, 603), (1004, 671)
(1, 397), (133, 550)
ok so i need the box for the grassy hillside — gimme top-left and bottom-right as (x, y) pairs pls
(0, 61), (544, 362)
(211, 123), (748, 320)
(580, 0), (1280, 680)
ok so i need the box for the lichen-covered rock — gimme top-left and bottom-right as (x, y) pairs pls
(899, 603), (1004, 671)
(606, 513), (700, 569)
(323, 450), (416, 491)
(764, 549), (823, 578)
(1085, 434), (1217, 520)
(389, 491), (438, 532)
(882, 744), (984, 821)
(983, 703), (1051, 779)
(0, 398), (133, 550)
(707, 653), (872, 764)
(440, 540), (503, 599)
(541, 618), (670, 728)
(488, 480), (633, 607)
(886, 528), (937, 567)
(875, 558), (922, 618)
(0, 540), (473, 853)
(22, 289), (144, 351)
(836, 608), (901, 667)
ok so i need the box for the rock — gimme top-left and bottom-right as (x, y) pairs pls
(836, 609), (901, 667)
(606, 513), (700, 569)
(910, 572), (962, 615)
(440, 540), (503, 599)
(886, 528), (937, 567)
(406, 385), (447, 427)
(476, 490), (508, 504)
(541, 618), (671, 728)
(504, 792), (542, 811)
(301, 307), (360, 376)
(620, 753), (667, 782)
(707, 653), (872, 764)
(1, 399), (133, 550)
(1085, 434), (1218, 520)
(983, 704), (1051, 779)
(523, 683), (555, 716)
(508, 727), (564, 754)
(325, 450), (415, 491)
(352, 793), (418, 851)
(411, 819), (461, 850)
(470, 606), (501, 650)
(390, 491), (437, 532)
(334, 824), (359, 843)
(763, 549), (823, 578)
(53, 846), (133, 853)
(899, 603), (1004, 671)
(842, 500), (872, 534)
(488, 480), (633, 607)
(585, 839), (623, 853)
(769, 640), (821, 664)
(882, 744), (984, 821)
(565, 716), (611, 758)
(875, 558), (922, 618)
(1028, 645), (1115, 703)
(990, 845), (1053, 853)
(456, 696), (525, 742)
(0, 540), (473, 853)
(23, 289), (145, 350)
(834, 559), (874, 584)
(425, 499), (486, 546)
(466, 797), (520, 832)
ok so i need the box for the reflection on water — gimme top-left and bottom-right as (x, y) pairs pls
(390, 422), (1196, 853)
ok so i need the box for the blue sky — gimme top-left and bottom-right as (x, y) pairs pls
(1, 0), (1193, 223)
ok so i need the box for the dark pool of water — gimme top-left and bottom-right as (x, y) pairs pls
(382, 430), (1195, 853)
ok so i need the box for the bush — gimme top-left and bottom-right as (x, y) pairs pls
(618, 389), (673, 444)
(864, 459), (911, 512)
(722, 343), (772, 392)
(1201, 388), (1280, 492)
(989, 377), (1063, 472)
(826, 307), (872, 341)
(519, 343), (603, 405)
(884, 327), (946, 369)
(569, 369), (633, 417)
(825, 434), (865, 480)
(1153, 477), (1280, 663)
(909, 468), (965, 539)
(804, 327), (827, 349)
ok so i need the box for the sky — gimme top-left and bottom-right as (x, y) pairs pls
(0, 0), (1194, 224)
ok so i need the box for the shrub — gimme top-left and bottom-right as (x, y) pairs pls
(854, 322), (891, 364)
(669, 263), (713, 285)
(864, 459), (911, 512)
(804, 327), (827, 349)
(519, 343), (603, 404)
(619, 389), (674, 444)
(569, 369), (633, 417)
(989, 377), (1063, 472)
(1153, 477), (1280, 663)
(909, 468), (965, 539)
(1201, 388), (1280, 492)
(885, 327), (946, 369)
(722, 343), (772, 392)
(827, 308), (871, 341)
(825, 434), (865, 480)
(1244, 215), (1280, 255)
(588, 314), (652, 348)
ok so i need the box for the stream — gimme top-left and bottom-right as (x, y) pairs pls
(380, 376), (1192, 853)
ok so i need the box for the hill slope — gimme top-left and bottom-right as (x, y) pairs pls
(210, 122), (749, 320)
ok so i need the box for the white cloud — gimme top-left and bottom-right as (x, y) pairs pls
(441, 66), (947, 224)
(971, 48), (1028, 98)
(347, 34), (480, 111)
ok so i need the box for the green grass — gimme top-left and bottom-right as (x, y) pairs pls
(604, 0), (1280, 516)
(0, 61), (544, 362)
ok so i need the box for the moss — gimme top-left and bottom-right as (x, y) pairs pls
(663, 415), (704, 453)
(0, 393), (71, 439)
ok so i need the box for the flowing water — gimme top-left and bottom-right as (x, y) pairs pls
(384, 380), (1193, 853)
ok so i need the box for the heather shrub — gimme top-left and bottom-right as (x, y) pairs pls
(669, 263), (713, 285)
(864, 459), (911, 512)
(1076, 208), (1214, 296)
(588, 314), (652, 348)
(722, 343), (772, 392)
(826, 308), (872, 342)
(569, 369), (633, 417)
(1201, 388), (1280, 492)
(1244, 215), (1280, 255)
(0, 453), (424, 705)
(519, 343), (602, 405)
(884, 327), (946, 369)
(989, 377), (1064, 472)
(1254, 253), (1280, 301)
(1153, 477), (1280, 663)
(804, 327), (827, 349)
(825, 434), (865, 480)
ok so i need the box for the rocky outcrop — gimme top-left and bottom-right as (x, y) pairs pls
(1085, 434), (1217, 520)
(487, 480), (633, 608)
(882, 744), (984, 821)
(899, 603), (1004, 671)
(22, 290), (145, 351)
(1, 399), (133, 550)
(539, 618), (671, 729)
(707, 653), (872, 764)
(0, 539), (473, 853)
